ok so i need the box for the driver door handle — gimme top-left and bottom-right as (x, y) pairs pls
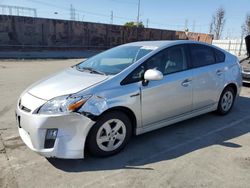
(130, 93), (140, 97)
(181, 79), (192, 87)
(216, 70), (223, 76)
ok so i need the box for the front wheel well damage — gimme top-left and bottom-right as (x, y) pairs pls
(84, 106), (137, 156)
(97, 107), (137, 135)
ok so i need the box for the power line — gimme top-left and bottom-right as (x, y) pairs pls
(108, 0), (137, 5)
(20, 0), (210, 32)
(0, 4), (37, 17)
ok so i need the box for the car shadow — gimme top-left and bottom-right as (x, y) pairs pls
(47, 94), (250, 172)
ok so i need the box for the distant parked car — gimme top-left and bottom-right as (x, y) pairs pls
(240, 35), (250, 83)
(16, 40), (242, 159)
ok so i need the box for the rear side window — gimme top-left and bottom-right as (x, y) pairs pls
(189, 44), (216, 68)
(214, 48), (225, 63)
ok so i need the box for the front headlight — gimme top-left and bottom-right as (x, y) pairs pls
(38, 95), (92, 115)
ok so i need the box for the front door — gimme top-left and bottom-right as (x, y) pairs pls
(140, 45), (193, 126)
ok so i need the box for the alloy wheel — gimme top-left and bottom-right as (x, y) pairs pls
(96, 119), (126, 152)
(221, 91), (234, 112)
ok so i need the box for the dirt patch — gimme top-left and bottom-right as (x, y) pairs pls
(0, 105), (12, 117)
(3, 135), (24, 150)
(234, 157), (250, 169)
(0, 172), (18, 188)
(4, 136), (20, 141)
(5, 142), (25, 150)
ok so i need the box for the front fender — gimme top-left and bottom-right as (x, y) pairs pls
(78, 95), (109, 116)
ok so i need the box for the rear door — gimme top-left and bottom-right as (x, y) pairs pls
(188, 44), (226, 110)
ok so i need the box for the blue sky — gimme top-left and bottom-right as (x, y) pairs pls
(1, 0), (249, 38)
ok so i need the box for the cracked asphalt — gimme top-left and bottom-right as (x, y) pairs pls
(1, 59), (250, 188)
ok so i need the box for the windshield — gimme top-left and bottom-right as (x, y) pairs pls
(76, 45), (155, 75)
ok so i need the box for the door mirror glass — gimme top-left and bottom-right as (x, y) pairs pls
(144, 69), (163, 81)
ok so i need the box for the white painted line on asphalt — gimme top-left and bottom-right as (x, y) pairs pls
(84, 115), (250, 187)
(136, 115), (250, 165)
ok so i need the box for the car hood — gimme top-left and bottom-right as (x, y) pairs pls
(28, 67), (109, 100)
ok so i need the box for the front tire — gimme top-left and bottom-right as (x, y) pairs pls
(86, 111), (132, 157)
(217, 87), (235, 115)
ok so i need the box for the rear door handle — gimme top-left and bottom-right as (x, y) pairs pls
(181, 79), (192, 87)
(216, 70), (223, 76)
(130, 93), (140, 97)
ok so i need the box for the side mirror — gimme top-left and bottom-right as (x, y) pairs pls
(144, 69), (163, 81)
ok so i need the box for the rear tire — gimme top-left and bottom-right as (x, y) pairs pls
(216, 87), (235, 115)
(86, 111), (132, 157)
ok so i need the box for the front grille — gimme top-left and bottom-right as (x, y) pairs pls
(243, 68), (250, 72)
(243, 76), (250, 80)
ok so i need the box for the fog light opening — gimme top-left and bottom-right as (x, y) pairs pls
(44, 129), (58, 149)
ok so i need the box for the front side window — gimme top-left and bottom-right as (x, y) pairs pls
(75, 45), (154, 75)
(121, 45), (188, 85)
(190, 44), (216, 68)
(145, 45), (188, 75)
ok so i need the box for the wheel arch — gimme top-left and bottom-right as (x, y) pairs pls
(97, 106), (137, 135)
(84, 106), (137, 157)
(224, 83), (238, 96)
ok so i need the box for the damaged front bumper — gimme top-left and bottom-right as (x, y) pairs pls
(16, 92), (96, 159)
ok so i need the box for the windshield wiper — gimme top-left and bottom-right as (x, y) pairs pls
(76, 66), (106, 75)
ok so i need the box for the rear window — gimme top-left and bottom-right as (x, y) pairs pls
(214, 48), (225, 63)
(190, 44), (216, 68)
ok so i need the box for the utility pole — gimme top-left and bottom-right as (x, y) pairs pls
(110, 11), (114, 24)
(34, 9), (37, 17)
(8, 6), (12, 15)
(70, 4), (76, 21)
(184, 19), (188, 30)
(192, 20), (196, 32)
(146, 18), (149, 28)
(137, 0), (141, 27)
(70, 4), (72, 20)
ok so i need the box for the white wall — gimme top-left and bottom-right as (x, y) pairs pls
(212, 39), (247, 57)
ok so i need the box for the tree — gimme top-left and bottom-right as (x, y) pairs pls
(210, 7), (226, 40)
(209, 22), (213, 35)
(242, 14), (250, 36)
(124, 21), (144, 28)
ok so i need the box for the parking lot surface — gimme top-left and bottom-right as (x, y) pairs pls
(0, 59), (250, 188)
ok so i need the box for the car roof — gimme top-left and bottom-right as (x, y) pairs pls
(122, 40), (209, 48)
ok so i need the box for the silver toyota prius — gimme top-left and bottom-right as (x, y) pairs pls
(16, 40), (242, 159)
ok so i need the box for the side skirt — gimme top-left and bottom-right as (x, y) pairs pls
(136, 103), (217, 135)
